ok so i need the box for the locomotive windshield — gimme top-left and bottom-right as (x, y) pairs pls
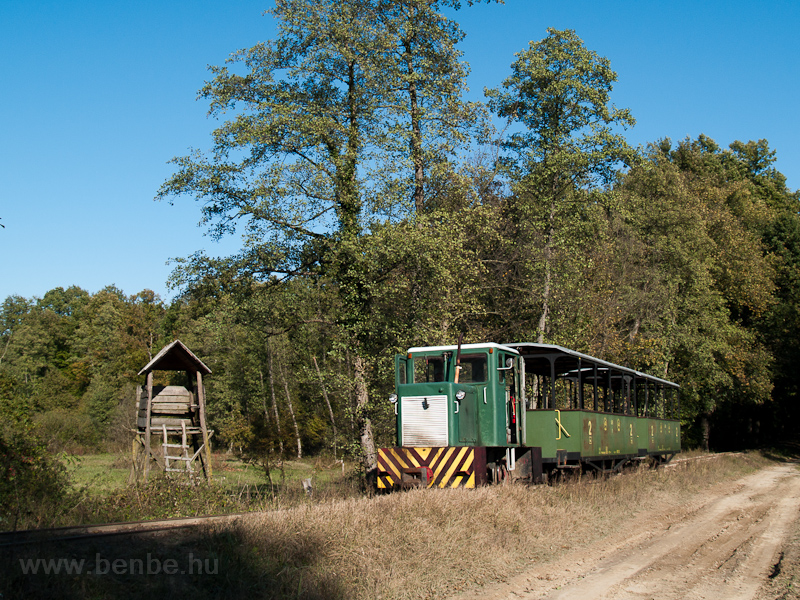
(412, 353), (487, 383)
(419, 356), (446, 382)
(458, 354), (487, 383)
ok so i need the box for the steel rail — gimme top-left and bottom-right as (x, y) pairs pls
(662, 451), (746, 468)
(0, 512), (245, 547)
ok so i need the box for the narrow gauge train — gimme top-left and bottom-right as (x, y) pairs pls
(377, 342), (681, 489)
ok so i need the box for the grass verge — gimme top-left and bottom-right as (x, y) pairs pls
(1, 451), (778, 599)
(56, 453), (359, 526)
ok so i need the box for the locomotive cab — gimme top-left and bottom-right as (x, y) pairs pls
(378, 343), (523, 489)
(393, 343), (521, 449)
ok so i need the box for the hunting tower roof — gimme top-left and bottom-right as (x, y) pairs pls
(137, 339), (212, 376)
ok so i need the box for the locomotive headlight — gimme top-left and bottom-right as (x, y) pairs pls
(389, 393), (398, 404)
(455, 390), (466, 401)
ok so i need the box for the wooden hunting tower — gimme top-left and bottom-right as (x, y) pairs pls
(131, 340), (213, 482)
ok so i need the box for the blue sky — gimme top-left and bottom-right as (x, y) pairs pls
(2, 0), (798, 302)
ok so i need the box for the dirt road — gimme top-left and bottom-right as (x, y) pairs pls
(454, 463), (800, 600)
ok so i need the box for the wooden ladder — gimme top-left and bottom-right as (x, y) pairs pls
(162, 422), (203, 479)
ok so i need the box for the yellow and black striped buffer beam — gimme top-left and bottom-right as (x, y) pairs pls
(377, 447), (486, 489)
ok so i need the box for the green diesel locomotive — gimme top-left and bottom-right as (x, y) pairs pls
(377, 342), (680, 489)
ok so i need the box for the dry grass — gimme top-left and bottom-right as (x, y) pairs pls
(209, 451), (770, 599)
(2, 451), (773, 600)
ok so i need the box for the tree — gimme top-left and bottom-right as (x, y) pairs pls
(486, 28), (637, 343)
(369, 0), (493, 214)
(157, 0), (493, 475)
(610, 138), (779, 449)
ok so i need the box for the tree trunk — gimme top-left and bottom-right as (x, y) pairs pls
(701, 412), (711, 452)
(279, 361), (302, 460)
(537, 197), (557, 344)
(258, 368), (271, 425)
(312, 356), (337, 459)
(403, 20), (425, 216)
(266, 339), (284, 456)
(354, 355), (377, 477)
(629, 317), (641, 344)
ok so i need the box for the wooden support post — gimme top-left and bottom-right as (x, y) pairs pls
(144, 371), (153, 482)
(131, 385), (142, 484)
(181, 421), (191, 478)
(162, 424), (168, 473)
(129, 435), (139, 484)
(197, 371), (212, 481)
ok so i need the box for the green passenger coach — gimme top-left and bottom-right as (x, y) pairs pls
(377, 342), (680, 489)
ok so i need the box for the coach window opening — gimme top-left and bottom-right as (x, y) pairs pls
(522, 357), (548, 410)
(652, 383), (659, 418)
(636, 380), (648, 417)
(624, 375), (632, 415)
(620, 375), (628, 414)
(562, 362), (591, 411)
(553, 357), (567, 409)
(621, 372), (630, 414)
(666, 386), (671, 418)
(670, 387), (675, 418)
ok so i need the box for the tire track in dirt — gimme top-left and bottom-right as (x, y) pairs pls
(453, 464), (800, 600)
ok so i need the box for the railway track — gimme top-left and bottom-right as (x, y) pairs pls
(0, 512), (244, 547)
(662, 450), (745, 468)
(0, 452), (745, 547)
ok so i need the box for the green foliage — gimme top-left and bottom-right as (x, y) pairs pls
(85, 476), (246, 523)
(0, 286), (167, 452)
(486, 28), (637, 343)
(486, 28), (637, 189)
(33, 409), (98, 454)
(0, 421), (78, 530)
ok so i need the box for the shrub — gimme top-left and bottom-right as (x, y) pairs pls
(33, 409), (99, 454)
(0, 422), (79, 530)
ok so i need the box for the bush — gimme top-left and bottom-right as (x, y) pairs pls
(80, 476), (247, 524)
(33, 408), (99, 454)
(0, 423), (80, 530)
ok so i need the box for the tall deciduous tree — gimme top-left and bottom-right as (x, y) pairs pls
(371, 0), (492, 215)
(487, 28), (637, 343)
(157, 0), (492, 475)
